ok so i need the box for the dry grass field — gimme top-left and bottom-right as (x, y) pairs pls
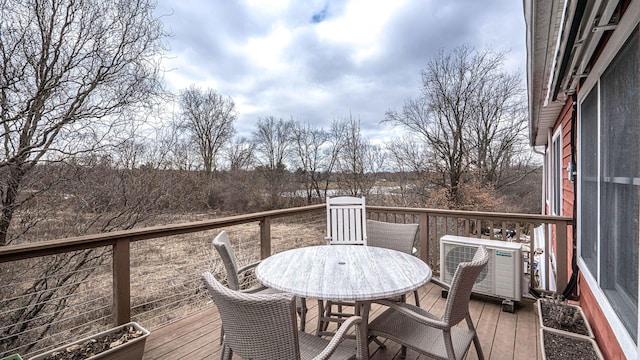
(1, 211), (335, 358)
(128, 212), (329, 330)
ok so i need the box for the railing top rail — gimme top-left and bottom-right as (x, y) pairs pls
(366, 205), (574, 223)
(0, 204), (325, 263)
(0, 203), (572, 263)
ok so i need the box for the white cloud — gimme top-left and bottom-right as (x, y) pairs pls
(155, 0), (526, 141)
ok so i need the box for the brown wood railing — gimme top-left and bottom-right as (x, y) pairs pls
(0, 204), (571, 356)
(367, 206), (573, 296)
(0, 204), (325, 326)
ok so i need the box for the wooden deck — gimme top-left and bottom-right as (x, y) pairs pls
(142, 282), (541, 359)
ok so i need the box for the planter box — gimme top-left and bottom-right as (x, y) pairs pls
(2, 355), (23, 360)
(28, 322), (149, 360)
(536, 299), (594, 338)
(540, 328), (603, 360)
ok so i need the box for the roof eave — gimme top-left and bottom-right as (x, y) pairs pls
(525, 0), (571, 147)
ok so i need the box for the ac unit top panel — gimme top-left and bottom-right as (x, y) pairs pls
(440, 235), (522, 250)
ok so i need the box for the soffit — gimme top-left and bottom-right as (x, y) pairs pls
(526, 0), (623, 147)
(525, 0), (568, 147)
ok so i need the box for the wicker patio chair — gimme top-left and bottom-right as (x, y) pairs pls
(368, 245), (489, 360)
(366, 219), (421, 306)
(212, 231), (307, 331)
(202, 272), (366, 360)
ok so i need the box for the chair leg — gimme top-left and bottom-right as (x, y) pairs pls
(316, 299), (326, 336)
(372, 336), (385, 348)
(466, 314), (484, 360)
(443, 331), (456, 359)
(473, 333), (484, 360)
(297, 297), (307, 331)
(413, 290), (420, 307)
(221, 343), (232, 360)
(400, 345), (407, 359)
(323, 301), (332, 331)
(219, 326), (224, 345)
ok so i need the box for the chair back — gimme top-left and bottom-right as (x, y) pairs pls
(212, 231), (241, 290)
(202, 272), (301, 360)
(366, 220), (419, 254)
(325, 196), (367, 245)
(443, 246), (489, 326)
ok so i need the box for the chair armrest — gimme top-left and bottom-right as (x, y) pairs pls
(239, 285), (269, 294)
(375, 300), (448, 330)
(313, 316), (365, 360)
(430, 277), (450, 291)
(237, 261), (267, 293)
(236, 260), (261, 274)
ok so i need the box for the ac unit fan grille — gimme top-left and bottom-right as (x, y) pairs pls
(444, 246), (488, 284)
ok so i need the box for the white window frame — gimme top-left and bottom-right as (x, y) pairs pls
(551, 128), (563, 216)
(545, 146), (550, 211)
(577, 3), (640, 358)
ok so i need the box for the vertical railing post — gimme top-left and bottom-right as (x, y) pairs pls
(260, 217), (271, 259)
(555, 220), (569, 295)
(529, 222), (536, 292)
(113, 238), (131, 326)
(544, 224), (551, 291)
(419, 213), (429, 266)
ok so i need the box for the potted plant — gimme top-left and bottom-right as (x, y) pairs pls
(536, 297), (603, 360)
(28, 322), (149, 360)
(536, 297), (594, 337)
(540, 327), (603, 360)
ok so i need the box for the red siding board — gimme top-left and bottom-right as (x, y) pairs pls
(555, 100), (574, 282)
(550, 96), (624, 358)
(579, 278), (626, 359)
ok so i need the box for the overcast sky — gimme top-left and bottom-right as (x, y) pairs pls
(154, 0), (526, 143)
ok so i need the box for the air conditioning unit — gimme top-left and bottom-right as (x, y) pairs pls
(440, 235), (522, 309)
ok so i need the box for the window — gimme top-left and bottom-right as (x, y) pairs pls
(579, 27), (639, 342)
(580, 87), (598, 276)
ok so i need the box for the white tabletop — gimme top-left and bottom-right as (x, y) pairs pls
(255, 245), (432, 302)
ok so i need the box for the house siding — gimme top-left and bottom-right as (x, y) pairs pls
(580, 277), (626, 360)
(552, 97), (624, 359)
(528, 1), (638, 357)
(552, 100), (574, 285)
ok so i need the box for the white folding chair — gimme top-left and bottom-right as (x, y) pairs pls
(318, 196), (367, 336)
(325, 196), (367, 245)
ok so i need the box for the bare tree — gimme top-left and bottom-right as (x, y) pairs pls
(156, 117), (201, 172)
(179, 86), (237, 175)
(1, 138), (176, 354)
(335, 116), (383, 196)
(226, 136), (255, 171)
(252, 116), (294, 209)
(291, 121), (339, 204)
(0, 0), (166, 353)
(0, 0), (165, 246)
(467, 72), (530, 188)
(386, 136), (432, 206)
(385, 45), (526, 207)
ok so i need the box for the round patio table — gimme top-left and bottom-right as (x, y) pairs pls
(255, 244), (432, 359)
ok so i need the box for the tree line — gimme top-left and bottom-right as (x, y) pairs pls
(0, 0), (538, 247)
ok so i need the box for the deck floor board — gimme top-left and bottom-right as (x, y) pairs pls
(142, 282), (540, 359)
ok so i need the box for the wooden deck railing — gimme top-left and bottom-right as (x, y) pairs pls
(0, 204), (325, 327)
(0, 204), (571, 358)
(367, 206), (572, 296)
